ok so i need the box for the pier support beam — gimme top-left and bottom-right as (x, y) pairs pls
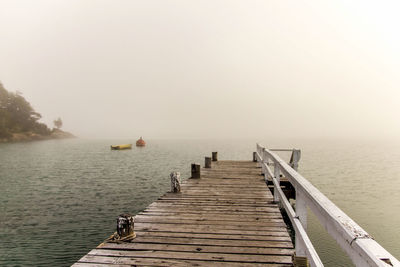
(191, 163), (200, 178)
(170, 172), (181, 193)
(116, 214), (136, 240)
(205, 157), (211, 168)
(212, 152), (218, 161)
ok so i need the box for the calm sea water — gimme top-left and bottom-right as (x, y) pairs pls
(1, 138), (399, 266)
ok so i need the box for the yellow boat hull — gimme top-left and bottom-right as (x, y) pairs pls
(110, 144), (132, 150)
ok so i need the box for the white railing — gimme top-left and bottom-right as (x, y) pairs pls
(256, 143), (400, 267)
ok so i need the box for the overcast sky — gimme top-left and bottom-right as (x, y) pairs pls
(1, 0), (399, 139)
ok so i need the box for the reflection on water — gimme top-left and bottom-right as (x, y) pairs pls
(0, 138), (399, 266)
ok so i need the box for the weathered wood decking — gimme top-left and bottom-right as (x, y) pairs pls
(73, 160), (294, 266)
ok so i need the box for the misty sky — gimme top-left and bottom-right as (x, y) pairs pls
(1, 0), (399, 139)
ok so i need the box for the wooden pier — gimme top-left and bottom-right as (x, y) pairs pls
(73, 160), (294, 266)
(74, 146), (400, 267)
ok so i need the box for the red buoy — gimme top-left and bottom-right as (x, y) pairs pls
(136, 136), (146, 147)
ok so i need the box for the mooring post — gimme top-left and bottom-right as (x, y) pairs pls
(212, 152), (218, 161)
(170, 172), (181, 193)
(191, 163), (200, 178)
(116, 214), (136, 240)
(273, 164), (280, 203)
(205, 157), (211, 168)
(253, 152), (257, 162)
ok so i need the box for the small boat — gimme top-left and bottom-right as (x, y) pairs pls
(110, 144), (132, 150)
(136, 136), (146, 147)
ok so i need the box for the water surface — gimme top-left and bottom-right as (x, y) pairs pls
(0, 138), (399, 266)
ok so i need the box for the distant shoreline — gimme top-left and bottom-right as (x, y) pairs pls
(0, 129), (76, 143)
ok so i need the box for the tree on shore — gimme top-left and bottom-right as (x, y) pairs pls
(53, 117), (63, 129)
(0, 82), (51, 138)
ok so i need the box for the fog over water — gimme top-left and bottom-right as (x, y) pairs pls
(1, 0), (400, 140)
(1, 2), (400, 266)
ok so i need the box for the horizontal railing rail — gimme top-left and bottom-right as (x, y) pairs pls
(256, 143), (399, 267)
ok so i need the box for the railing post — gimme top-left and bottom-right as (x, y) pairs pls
(253, 152), (257, 162)
(273, 163), (280, 203)
(289, 149), (301, 171)
(295, 188), (307, 257)
(260, 147), (266, 174)
(256, 147), (262, 167)
(263, 150), (269, 182)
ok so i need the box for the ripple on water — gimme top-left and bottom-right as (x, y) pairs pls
(1, 138), (400, 266)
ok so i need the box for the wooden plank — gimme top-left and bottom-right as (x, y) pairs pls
(159, 193), (271, 197)
(88, 249), (293, 264)
(176, 188), (271, 192)
(160, 193), (271, 198)
(162, 194), (272, 201)
(99, 242), (294, 255)
(144, 205), (279, 212)
(132, 228), (291, 237)
(138, 211), (284, 220)
(73, 262), (132, 267)
(141, 209), (283, 216)
(115, 236), (292, 248)
(157, 199), (275, 204)
(75, 255), (292, 266)
(153, 203), (275, 208)
(129, 230), (291, 241)
(136, 213), (282, 220)
(135, 214), (283, 223)
(134, 222), (289, 232)
(134, 216), (286, 226)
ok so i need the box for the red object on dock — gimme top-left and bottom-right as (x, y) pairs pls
(136, 136), (146, 147)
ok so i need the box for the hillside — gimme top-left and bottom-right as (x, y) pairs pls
(0, 82), (74, 142)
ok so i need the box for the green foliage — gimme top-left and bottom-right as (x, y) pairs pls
(0, 82), (51, 139)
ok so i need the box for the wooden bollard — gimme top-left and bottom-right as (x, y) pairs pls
(212, 152), (218, 161)
(253, 152), (257, 162)
(205, 157), (211, 168)
(170, 172), (181, 193)
(191, 163), (200, 178)
(116, 214), (136, 240)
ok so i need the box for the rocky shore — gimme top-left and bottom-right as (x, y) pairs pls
(0, 129), (75, 143)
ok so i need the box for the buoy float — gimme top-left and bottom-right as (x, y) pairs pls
(136, 136), (146, 147)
